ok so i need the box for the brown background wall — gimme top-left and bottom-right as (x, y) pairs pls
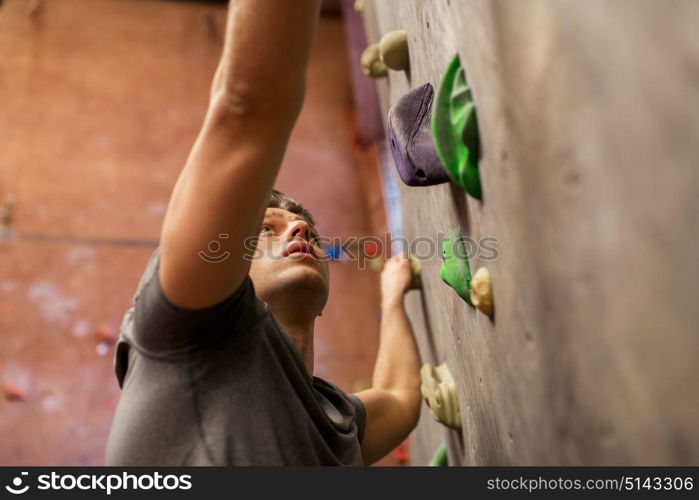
(362, 0), (699, 465)
(0, 0), (391, 465)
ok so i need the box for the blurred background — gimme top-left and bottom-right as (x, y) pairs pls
(0, 0), (396, 465)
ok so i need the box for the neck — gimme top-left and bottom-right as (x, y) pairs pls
(267, 302), (316, 374)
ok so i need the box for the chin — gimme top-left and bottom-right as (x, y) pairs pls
(282, 262), (328, 291)
(251, 259), (329, 305)
(258, 260), (327, 295)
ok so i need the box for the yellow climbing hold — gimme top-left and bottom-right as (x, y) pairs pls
(470, 267), (493, 317)
(420, 362), (461, 430)
(360, 43), (388, 78)
(409, 255), (422, 290)
(379, 30), (409, 71)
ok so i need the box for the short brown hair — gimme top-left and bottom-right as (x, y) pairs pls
(268, 189), (316, 228)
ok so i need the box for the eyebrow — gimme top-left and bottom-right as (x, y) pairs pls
(264, 209), (304, 222)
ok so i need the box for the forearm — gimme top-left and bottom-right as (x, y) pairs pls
(372, 299), (422, 410)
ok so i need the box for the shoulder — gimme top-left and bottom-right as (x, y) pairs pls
(125, 248), (266, 356)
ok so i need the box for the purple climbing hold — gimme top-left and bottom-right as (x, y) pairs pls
(387, 83), (450, 187)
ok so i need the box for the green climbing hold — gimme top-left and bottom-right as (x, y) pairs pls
(429, 444), (448, 466)
(432, 54), (482, 199)
(440, 228), (472, 304)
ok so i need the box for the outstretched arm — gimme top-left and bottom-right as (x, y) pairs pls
(355, 255), (422, 465)
(159, 0), (322, 309)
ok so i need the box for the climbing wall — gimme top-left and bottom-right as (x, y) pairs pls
(359, 0), (699, 465)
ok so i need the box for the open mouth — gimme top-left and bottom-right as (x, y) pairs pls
(283, 240), (317, 260)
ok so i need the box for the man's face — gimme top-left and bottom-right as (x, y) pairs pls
(248, 208), (330, 310)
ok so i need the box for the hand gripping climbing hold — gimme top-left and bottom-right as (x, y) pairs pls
(379, 30), (409, 71)
(360, 43), (388, 78)
(388, 83), (451, 186)
(421, 363), (461, 430)
(470, 267), (493, 317)
(432, 54), (482, 199)
(440, 228), (473, 304)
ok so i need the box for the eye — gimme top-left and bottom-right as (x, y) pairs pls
(260, 224), (273, 234)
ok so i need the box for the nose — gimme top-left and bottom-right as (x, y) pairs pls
(286, 219), (312, 242)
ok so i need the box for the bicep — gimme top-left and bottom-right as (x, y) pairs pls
(354, 388), (418, 465)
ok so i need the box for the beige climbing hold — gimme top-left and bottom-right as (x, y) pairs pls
(379, 30), (409, 71)
(470, 267), (493, 317)
(360, 43), (388, 78)
(420, 363), (461, 430)
(353, 0), (364, 13)
(409, 255), (421, 289)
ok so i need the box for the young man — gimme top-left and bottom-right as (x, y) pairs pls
(106, 0), (421, 466)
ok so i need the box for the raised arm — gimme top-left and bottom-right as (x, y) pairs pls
(159, 0), (322, 309)
(355, 255), (422, 465)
